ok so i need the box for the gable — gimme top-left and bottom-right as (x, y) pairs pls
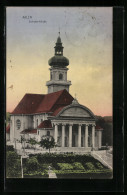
(56, 104), (95, 119)
(60, 107), (91, 117)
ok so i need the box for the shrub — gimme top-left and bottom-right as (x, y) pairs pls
(26, 157), (39, 172)
(57, 163), (74, 170)
(6, 151), (21, 178)
(73, 162), (85, 170)
(96, 162), (104, 169)
(85, 162), (95, 170)
(6, 145), (14, 152)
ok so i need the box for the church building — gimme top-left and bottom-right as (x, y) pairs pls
(6, 34), (103, 152)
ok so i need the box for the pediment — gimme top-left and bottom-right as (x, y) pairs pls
(57, 105), (95, 119)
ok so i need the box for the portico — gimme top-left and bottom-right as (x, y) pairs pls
(52, 122), (96, 148)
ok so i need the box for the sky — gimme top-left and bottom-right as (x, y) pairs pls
(6, 7), (112, 116)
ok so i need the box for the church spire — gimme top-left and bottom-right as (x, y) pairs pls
(46, 33), (71, 94)
(54, 32), (63, 56)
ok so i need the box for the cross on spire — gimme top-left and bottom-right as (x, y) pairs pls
(58, 27), (60, 36)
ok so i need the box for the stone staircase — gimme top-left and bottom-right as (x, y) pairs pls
(91, 150), (113, 169)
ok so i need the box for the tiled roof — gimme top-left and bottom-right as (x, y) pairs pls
(6, 124), (10, 133)
(95, 125), (103, 130)
(11, 89), (74, 115)
(38, 120), (52, 129)
(11, 94), (45, 114)
(20, 129), (37, 134)
(51, 105), (65, 116)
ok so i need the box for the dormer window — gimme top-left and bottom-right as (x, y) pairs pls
(59, 73), (63, 80)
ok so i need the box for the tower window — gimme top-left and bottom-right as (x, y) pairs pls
(59, 73), (63, 80)
(16, 119), (21, 130)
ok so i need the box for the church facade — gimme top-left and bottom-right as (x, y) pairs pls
(6, 35), (103, 152)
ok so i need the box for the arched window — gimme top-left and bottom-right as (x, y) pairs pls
(47, 131), (50, 136)
(59, 73), (63, 80)
(16, 119), (21, 130)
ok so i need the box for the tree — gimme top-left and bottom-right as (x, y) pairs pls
(28, 137), (38, 151)
(39, 135), (57, 153)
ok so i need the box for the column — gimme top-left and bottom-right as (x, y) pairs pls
(85, 124), (88, 147)
(78, 124), (82, 147)
(69, 124), (72, 147)
(92, 125), (95, 148)
(98, 130), (102, 148)
(62, 124), (65, 147)
(54, 124), (58, 143)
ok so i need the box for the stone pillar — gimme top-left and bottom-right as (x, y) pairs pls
(69, 124), (72, 147)
(78, 124), (82, 147)
(98, 130), (102, 148)
(92, 125), (95, 148)
(85, 124), (88, 147)
(54, 124), (58, 143)
(62, 124), (65, 147)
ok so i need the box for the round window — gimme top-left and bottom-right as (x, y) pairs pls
(16, 119), (21, 130)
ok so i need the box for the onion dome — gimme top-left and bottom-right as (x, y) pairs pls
(48, 55), (69, 66)
(48, 34), (69, 67)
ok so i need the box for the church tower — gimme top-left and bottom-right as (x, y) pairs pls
(46, 33), (71, 94)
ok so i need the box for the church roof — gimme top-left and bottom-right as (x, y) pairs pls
(6, 124), (10, 133)
(20, 129), (37, 134)
(11, 89), (74, 115)
(38, 120), (52, 129)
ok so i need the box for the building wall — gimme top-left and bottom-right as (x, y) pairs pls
(37, 129), (54, 141)
(10, 113), (50, 142)
(6, 133), (10, 141)
(95, 130), (102, 148)
(48, 84), (69, 94)
(33, 114), (48, 128)
(50, 67), (68, 81)
(10, 115), (34, 141)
